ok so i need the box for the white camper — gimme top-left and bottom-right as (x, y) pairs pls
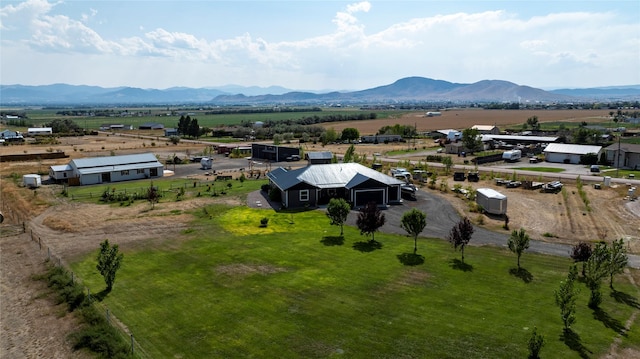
(200, 157), (213, 170)
(476, 188), (507, 215)
(23, 174), (42, 188)
(502, 149), (522, 162)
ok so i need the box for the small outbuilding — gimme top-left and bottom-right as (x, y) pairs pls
(23, 174), (42, 188)
(476, 188), (507, 215)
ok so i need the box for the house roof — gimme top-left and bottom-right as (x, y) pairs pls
(436, 129), (461, 136)
(472, 125), (497, 131)
(267, 163), (404, 191)
(603, 143), (640, 153)
(543, 143), (602, 155)
(70, 153), (162, 170)
(481, 134), (559, 142)
(50, 164), (72, 172)
(307, 151), (333, 160)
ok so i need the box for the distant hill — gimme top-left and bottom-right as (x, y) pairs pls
(211, 77), (577, 104)
(2, 78), (638, 105)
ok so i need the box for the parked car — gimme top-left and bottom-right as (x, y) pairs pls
(590, 165), (600, 173)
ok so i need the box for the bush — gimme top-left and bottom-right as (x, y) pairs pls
(261, 184), (271, 192)
(260, 217), (269, 227)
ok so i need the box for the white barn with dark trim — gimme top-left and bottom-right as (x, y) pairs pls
(267, 163), (404, 209)
(49, 153), (163, 185)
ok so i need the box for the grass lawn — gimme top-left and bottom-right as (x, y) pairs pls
(513, 167), (566, 173)
(71, 205), (639, 358)
(65, 175), (265, 203)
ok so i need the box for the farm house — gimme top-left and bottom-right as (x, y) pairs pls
(267, 163), (404, 209)
(476, 188), (507, 215)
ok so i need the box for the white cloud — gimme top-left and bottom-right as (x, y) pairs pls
(0, 0), (638, 89)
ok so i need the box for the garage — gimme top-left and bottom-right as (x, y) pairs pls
(354, 189), (385, 207)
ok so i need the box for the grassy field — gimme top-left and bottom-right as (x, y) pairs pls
(70, 202), (640, 358)
(15, 107), (408, 130)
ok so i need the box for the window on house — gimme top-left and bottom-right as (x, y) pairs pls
(121, 170), (129, 176)
(137, 169), (145, 174)
(299, 190), (309, 201)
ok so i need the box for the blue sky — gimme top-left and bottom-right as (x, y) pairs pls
(1, 0), (639, 90)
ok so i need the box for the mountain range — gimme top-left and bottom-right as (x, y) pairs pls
(1, 77), (639, 106)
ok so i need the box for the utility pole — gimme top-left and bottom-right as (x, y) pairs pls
(616, 133), (621, 178)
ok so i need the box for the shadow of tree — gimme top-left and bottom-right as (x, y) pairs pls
(611, 289), (640, 309)
(449, 258), (473, 272)
(321, 236), (344, 246)
(509, 267), (534, 283)
(93, 288), (111, 302)
(397, 253), (425, 266)
(592, 308), (627, 335)
(352, 240), (382, 252)
(560, 328), (591, 359)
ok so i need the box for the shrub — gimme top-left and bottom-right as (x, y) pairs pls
(260, 217), (269, 227)
(261, 184), (271, 192)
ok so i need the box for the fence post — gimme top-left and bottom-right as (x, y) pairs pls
(38, 237), (41, 249)
(71, 272), (74, 284)
(106, 308), (110, 323)
(131, 334), (135, 355)
(47, 247), (50, 260)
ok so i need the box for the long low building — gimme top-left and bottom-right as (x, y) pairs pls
(50, 153), (164, 185)
(543, 143), (602, 164)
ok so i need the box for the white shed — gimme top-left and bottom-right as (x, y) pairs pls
(23, 174), (42, 188)
(476, 188), (507, 215)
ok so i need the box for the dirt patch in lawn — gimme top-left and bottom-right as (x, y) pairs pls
(215, 263), (288, 278)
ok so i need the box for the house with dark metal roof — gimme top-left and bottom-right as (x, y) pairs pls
(266, 163), (404, 209)
(49, 153), (163, 185)
(306, 151), (333, 165)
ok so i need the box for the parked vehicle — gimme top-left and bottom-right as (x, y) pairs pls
(453, 172), (466, 181)
(590, 165), (600, 173)
(502, 149), (522, 162)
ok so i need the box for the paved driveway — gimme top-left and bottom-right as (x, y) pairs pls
(343, 188), (640, 268)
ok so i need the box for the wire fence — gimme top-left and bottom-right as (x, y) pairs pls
(4, 222), (151, 358)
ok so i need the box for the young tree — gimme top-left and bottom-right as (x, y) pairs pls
(147, 182), (160, 209)
(526, 116), (540, 131)
(326, 198), (351, 236)
(508, 228), (530, 269)
(441, 156), (453, 175)
(570, 241), (593, 277)
(401, 209), (427, 255)
(96, 239), (124, 292)
(584, 242), (609, 308)
(606, 238), (628, 289)
(447, 217), (474, 263)
(343, 144), (356, 163)
(527, 326), (545, 359)
(356, 201), (386, 243)
(554, 265), (579, 331)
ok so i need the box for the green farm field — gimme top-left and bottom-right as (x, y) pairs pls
(69, 203), (640, 358)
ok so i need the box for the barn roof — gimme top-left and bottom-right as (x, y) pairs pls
(543, 143), (602, 155)
(70, 153), (163, 169)
(267, 163), (404, 191)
